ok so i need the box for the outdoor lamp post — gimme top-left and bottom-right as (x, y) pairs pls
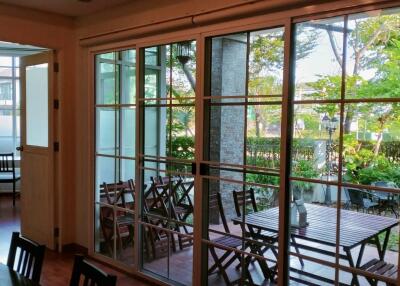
(321, 114), (338, 205)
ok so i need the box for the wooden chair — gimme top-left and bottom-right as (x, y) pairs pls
(208, 192), (246, 285)
(0, 153), (20, 206)
(99, 180), (135, 256)
(147, 176), (192, 250)
(7, 232), (45, 283)
(142, 225), (176, 261)
(360, 258), (397, 286)
(232, 188), (304, 267)
(69, 254), (117, 286)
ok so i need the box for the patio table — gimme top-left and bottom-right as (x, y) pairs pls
(232, 203), (399, 285)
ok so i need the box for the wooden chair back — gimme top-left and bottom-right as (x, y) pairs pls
(232, 188), (258, 217)
(209, 192), (230, 233)
(7, 232), (45, 283)
(100, 179), (135, 207)
(69, 254), (117, 286)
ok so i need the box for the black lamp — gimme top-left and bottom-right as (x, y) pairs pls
(176, 41), (192, 65)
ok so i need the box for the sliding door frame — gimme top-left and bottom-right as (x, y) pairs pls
(86, 1), (400, 285)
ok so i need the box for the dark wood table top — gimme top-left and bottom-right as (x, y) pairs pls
(0, 264), (40, 286)
(232, 203), (399, 249)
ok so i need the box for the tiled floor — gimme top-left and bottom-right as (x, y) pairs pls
(0, 195), (151, 286)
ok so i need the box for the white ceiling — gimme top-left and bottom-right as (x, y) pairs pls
(0, 0), (133, 17)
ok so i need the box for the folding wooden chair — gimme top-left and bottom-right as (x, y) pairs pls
(208, 192), (250, 285)
(233, 188), (304, 267)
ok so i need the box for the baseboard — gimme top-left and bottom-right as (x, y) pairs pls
(62, 243), (88, 255)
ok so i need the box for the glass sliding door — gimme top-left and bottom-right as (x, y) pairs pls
(94, 50), (136, 266)
(139, 41), (196, 285)
(203, 27), (285, 285)
(91, 4), (400, 286)
(289, 7), (400, 285)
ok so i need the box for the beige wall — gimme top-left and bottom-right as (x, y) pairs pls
(0, 4), (76, 246)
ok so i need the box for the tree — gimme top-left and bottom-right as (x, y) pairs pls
(304, 13), (400, 138)
(248, 28), (318, 138)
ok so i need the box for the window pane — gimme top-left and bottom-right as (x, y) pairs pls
(96, 107), (118, 156)
(343, 103), (400, 189)
(0, 56), (12, 66)
(121, 65), (135, 104)
(291, 103), (340, 181)
(145, 47), (158, 66)
(346, 9), (400, 99)
(211, 33), (247, 97)
(249, 28), (284, 98)
(26, 63), (48, 147)
(294, 17), (345, 101)
(96, 61), (118, 105)
(0, 79), (13, 106)
(121, 107), (135, 158)
(0, 67), (12, 77)
(0, 109), (13, 153)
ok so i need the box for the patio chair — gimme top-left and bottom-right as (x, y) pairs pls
(208, 192), (248, 285)
(371, 181), (399, 218)
(99, 180), (135, 256)
(344, 188), (379, 213)
(360, 258), (397, 286)
(232, 189), (304, 267)
(142, 224), (176, 260)
(146, 177), (192, 250)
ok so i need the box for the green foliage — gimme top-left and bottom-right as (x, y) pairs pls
(344, 146), (400, 186)
(292, 160), (319, 179)
(169, 136), (195, 160)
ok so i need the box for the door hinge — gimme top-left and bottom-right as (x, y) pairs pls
(54, 142), (60, 152)
(54, 99), (59, 109)
(54, 62), (59, 72)
(54, 227), (59, 238)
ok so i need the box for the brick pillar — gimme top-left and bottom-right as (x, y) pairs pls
(209, 35), (247, 223)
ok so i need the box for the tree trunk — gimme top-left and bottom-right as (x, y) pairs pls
(181, 63), (196, 90)
(374, 131), (383, 156)
(344, 110), (353, 134)
(255, 109), (261, 137)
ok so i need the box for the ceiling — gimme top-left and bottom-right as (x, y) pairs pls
(0, 0), (133, 17)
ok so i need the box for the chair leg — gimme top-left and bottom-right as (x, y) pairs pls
(208, 246), (232, 285)
(291, 236), (304, 267)
(12, 180), (16, 207)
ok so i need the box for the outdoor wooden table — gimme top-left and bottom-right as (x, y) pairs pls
(232, 203), (399, 285)
(0, 263), (40, 286)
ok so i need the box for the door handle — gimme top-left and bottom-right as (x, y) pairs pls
(16, 146), (23, 152)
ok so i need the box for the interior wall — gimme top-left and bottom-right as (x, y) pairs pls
(0, 4), (76, 246)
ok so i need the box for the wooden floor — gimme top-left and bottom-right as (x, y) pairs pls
(2, 195), (397, 285)
(0, 195), (152, 286)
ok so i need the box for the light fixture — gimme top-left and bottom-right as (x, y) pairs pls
(176, 41), (192, 65)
